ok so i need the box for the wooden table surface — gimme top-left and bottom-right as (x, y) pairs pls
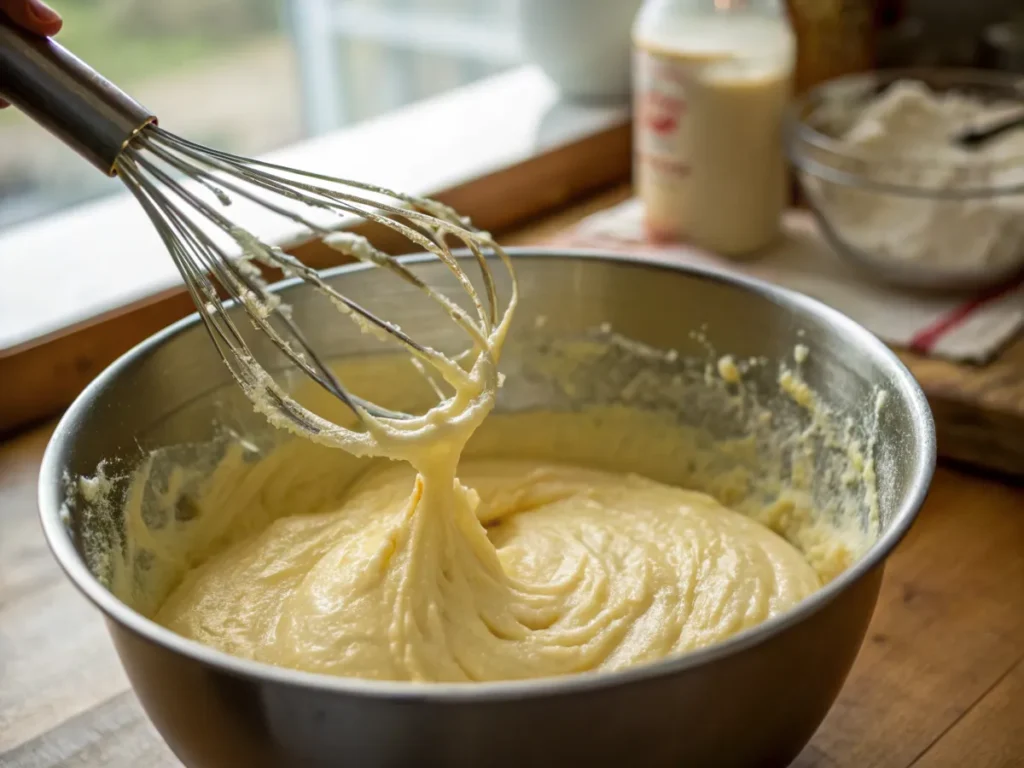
(3, 193), (1024, 767)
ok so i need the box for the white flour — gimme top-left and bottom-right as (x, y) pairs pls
(811, 80), (1024, 271)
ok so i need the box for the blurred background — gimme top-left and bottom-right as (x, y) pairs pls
(2, 0), (1022, 233)
(0, 0), (522, 231)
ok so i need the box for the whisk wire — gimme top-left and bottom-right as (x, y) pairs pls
(112, 125), (516, 441)
(145, 128), (498, 343)
(120, 154), (377, 427)
(132, 133), (487, 380)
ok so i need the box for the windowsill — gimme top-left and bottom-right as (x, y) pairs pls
(0, 66), (628, 351)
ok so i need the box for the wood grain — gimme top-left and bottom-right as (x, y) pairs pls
(0, 426), (129, 754)
(2, 418), (1021, 767)
(790, 469), (1024, 768)
(899, 344), (1024, 477)
(912, 658), (1024, 768)
(1, 692), (178, 768)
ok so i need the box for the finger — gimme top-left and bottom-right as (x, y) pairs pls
(2, 0), (63, 36)
(27, 0), (63, 35)
(0, 100), (9, 108)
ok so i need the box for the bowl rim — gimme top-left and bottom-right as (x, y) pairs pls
(786, 67), (1024, 198)
(38, 248), (937, 701)
(802, 203), (1024, 291)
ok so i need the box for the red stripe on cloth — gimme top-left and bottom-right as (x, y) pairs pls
(909, 276), (1024, 354)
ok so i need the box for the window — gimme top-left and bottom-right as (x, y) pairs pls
(0, 0), (522, 230)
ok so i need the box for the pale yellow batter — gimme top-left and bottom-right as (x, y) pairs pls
(95, 254), (866, 684)
(156, 459), (821, 681)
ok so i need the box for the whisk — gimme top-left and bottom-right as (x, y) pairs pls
(0, 15), (515, 454)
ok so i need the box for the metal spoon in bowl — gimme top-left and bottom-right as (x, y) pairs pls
(955, 110), (1024, 148)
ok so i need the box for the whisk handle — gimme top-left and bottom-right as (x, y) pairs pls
(0, 12), (155, 176)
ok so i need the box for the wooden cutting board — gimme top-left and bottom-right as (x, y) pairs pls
(897, 344), (1024, 477)
(504, 186), (1024, 479)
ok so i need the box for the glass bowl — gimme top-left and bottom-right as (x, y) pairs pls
(787, 68), (1024, 292)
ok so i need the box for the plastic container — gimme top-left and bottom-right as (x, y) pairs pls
(633, 0), (796, 256)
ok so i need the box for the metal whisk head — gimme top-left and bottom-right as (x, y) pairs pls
(0, 17), (515, 451)
(112, 126), (516, 447)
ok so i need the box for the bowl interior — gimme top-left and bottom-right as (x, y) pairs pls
(42, 252), (934, 658)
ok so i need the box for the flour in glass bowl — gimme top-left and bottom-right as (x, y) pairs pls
(810, 80), (1024, 272)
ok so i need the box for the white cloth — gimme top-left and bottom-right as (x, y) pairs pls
(549, 199), (1024, 363)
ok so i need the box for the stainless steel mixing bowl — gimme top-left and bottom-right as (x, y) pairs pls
(38, 250), (935, 768)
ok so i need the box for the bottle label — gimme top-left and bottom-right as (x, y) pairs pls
(634, 48), (691, 180)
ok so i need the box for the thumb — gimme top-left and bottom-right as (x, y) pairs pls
(0, 0), (62, 106)
(2, 0), (64, 37)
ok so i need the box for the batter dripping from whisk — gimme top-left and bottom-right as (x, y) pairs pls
(152, 249), (827, 683)
(5, 3), (848, 683)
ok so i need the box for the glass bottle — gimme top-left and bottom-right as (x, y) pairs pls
(633, 0), (796, 257)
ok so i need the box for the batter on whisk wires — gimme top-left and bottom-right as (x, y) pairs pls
(1, 13), (833, 682)
(152, 231), (827, 683)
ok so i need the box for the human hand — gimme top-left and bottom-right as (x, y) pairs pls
(1, 0), (63, 108)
